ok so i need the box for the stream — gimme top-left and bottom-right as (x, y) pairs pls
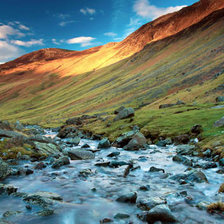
(0, 130), (223, 224)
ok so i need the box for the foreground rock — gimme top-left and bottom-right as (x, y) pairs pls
(116, 192), (137, 203)
(51, 157), (70, 169)
(0, 128), (24, 139)
(138, 204), (177, 223)
(0, 160), (10, 180)
(68, 149), (95, 160)
(34, 142), (61, 155)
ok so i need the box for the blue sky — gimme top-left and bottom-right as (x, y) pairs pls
(0, 0), (197, 63)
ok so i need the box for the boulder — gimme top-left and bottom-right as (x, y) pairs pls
(149, 166), (165, 173)
(114, 106), (125, 114)
(191, 124), (203, 136)
(0, 160), (10, 180)
(57, 126), (79, 139)
(176, 144), (195, 156)
(219, 158), (224, 166)
(115, 131), (136, 148)
(173, 134), (190, 144)
(214, 116), (224, 127)
(114, 107), (134, 121)
(34, 142), (61, 155)
(51, 157), (70, 169)
(0, 129), (24, 139)
(65, 137), (80, 146)
(156, 138), (172, 147)
(65, 117), (82, 125)
(138, 204), (177, 223)
(172, 155), (192, 166)
(98, 138), (111, 149)
(216, 96), (224, 102)
(137, 197), (166, 211)
(124, 132), (147, 151)
(68, 149), (95, 160)
(116, 192), (137, 203)
(114, 213), (130, 219)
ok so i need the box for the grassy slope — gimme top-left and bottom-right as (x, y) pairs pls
(0, 10), (223, 153)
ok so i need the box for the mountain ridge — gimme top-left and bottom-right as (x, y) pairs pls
(1, 0), (224, 76)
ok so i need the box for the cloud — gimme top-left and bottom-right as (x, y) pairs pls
(18, 24), (30, 31)
(134, 0), (186, 19)
(80, 8), (96, 15)
(59, 20), (75, 27)
(67, 36), (95, 47)
(0, 25), (24, 39)
(104, 32), (117, 37)
(0, 41), (21, 62)
(11, 39), (44, 47)
(57, 13), (70, 20)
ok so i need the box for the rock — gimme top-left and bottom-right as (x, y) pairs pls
(116, 192), (137, 203)
(114, 106), (125, 114)
(3, 210), (21, 218)
(156, 138), (172, 147)
(114, 213), (130, 219)
(57, 126), (79, 139)
(218, 183), (224, 193)
(202, 149), (212, 157)
(176, 100), (185, 105)
(109, 161), (130, 168)
(176, 144), (195, 156)
(172, 155), (192, 166)
(124, 132), (147, 151)
(149, 166), (165, 173)
(51, 157), (70, 169)
(0, 160), (10, 180)
(219, 158), (224, 166)
(139, 185), (150, 191)
(68, 149), (95, 160)
(25, 169), (34, 175)
(173, 134), (190, 144)
(107, 151), (120, 157)
(24, 191), (62, 208)
(137, 197), (166, 211)
(81, 143), (90, 148)
(0, 128), (24, 139)
(79, 169), (93, 178)
(214, 116), (224, 127)
(65, 137), (80, 146)
(34, 142), (61, 155)
(114, 107), (134, 121)
(98, 138), (111, 149)
(15, 121), (24, 131)
(149, 205), (176, 223)
(100, 218), (113, 223)
(65, 117), (82, 125)
(34, 162), (46, 170)
(37, 209), (54, 216)
(191, 125), (202, 136)
(171, 170), (208, 183)
(216, 96), (224, 102)
(0, 120), (12, 130)
(95, 162), (110, 167)
(0, 184), (18, 195)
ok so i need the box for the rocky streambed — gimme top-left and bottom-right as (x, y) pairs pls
(0, 127), (224, 224)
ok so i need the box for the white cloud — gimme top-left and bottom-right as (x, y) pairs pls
(0, 25), (23, 39)
(0, 41), (21, 62)
(11, 39), (44, 47)
(52, 38), (62, 45)
(80, 8), (96, 15)
(67, 36), (95, 47)
(104, 32), (117, 37)
(59, 20), (75, 27)
(18, 24), (30, 31)
(134, 0), (186, 19)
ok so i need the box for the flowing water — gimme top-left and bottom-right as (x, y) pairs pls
(0, 130), (223, 224)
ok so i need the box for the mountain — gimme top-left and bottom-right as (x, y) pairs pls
(0, 0), (223, 146)
(1, 0), (224, 76)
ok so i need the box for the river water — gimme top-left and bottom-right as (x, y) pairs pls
(0, 131), (223, 224)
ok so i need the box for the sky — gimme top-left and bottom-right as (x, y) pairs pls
(0, 0), (198, 63)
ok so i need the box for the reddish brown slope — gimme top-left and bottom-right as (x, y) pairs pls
(0, 0), (224, 76)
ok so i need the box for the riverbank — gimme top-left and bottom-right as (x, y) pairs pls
(0, 120), (224, 223)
